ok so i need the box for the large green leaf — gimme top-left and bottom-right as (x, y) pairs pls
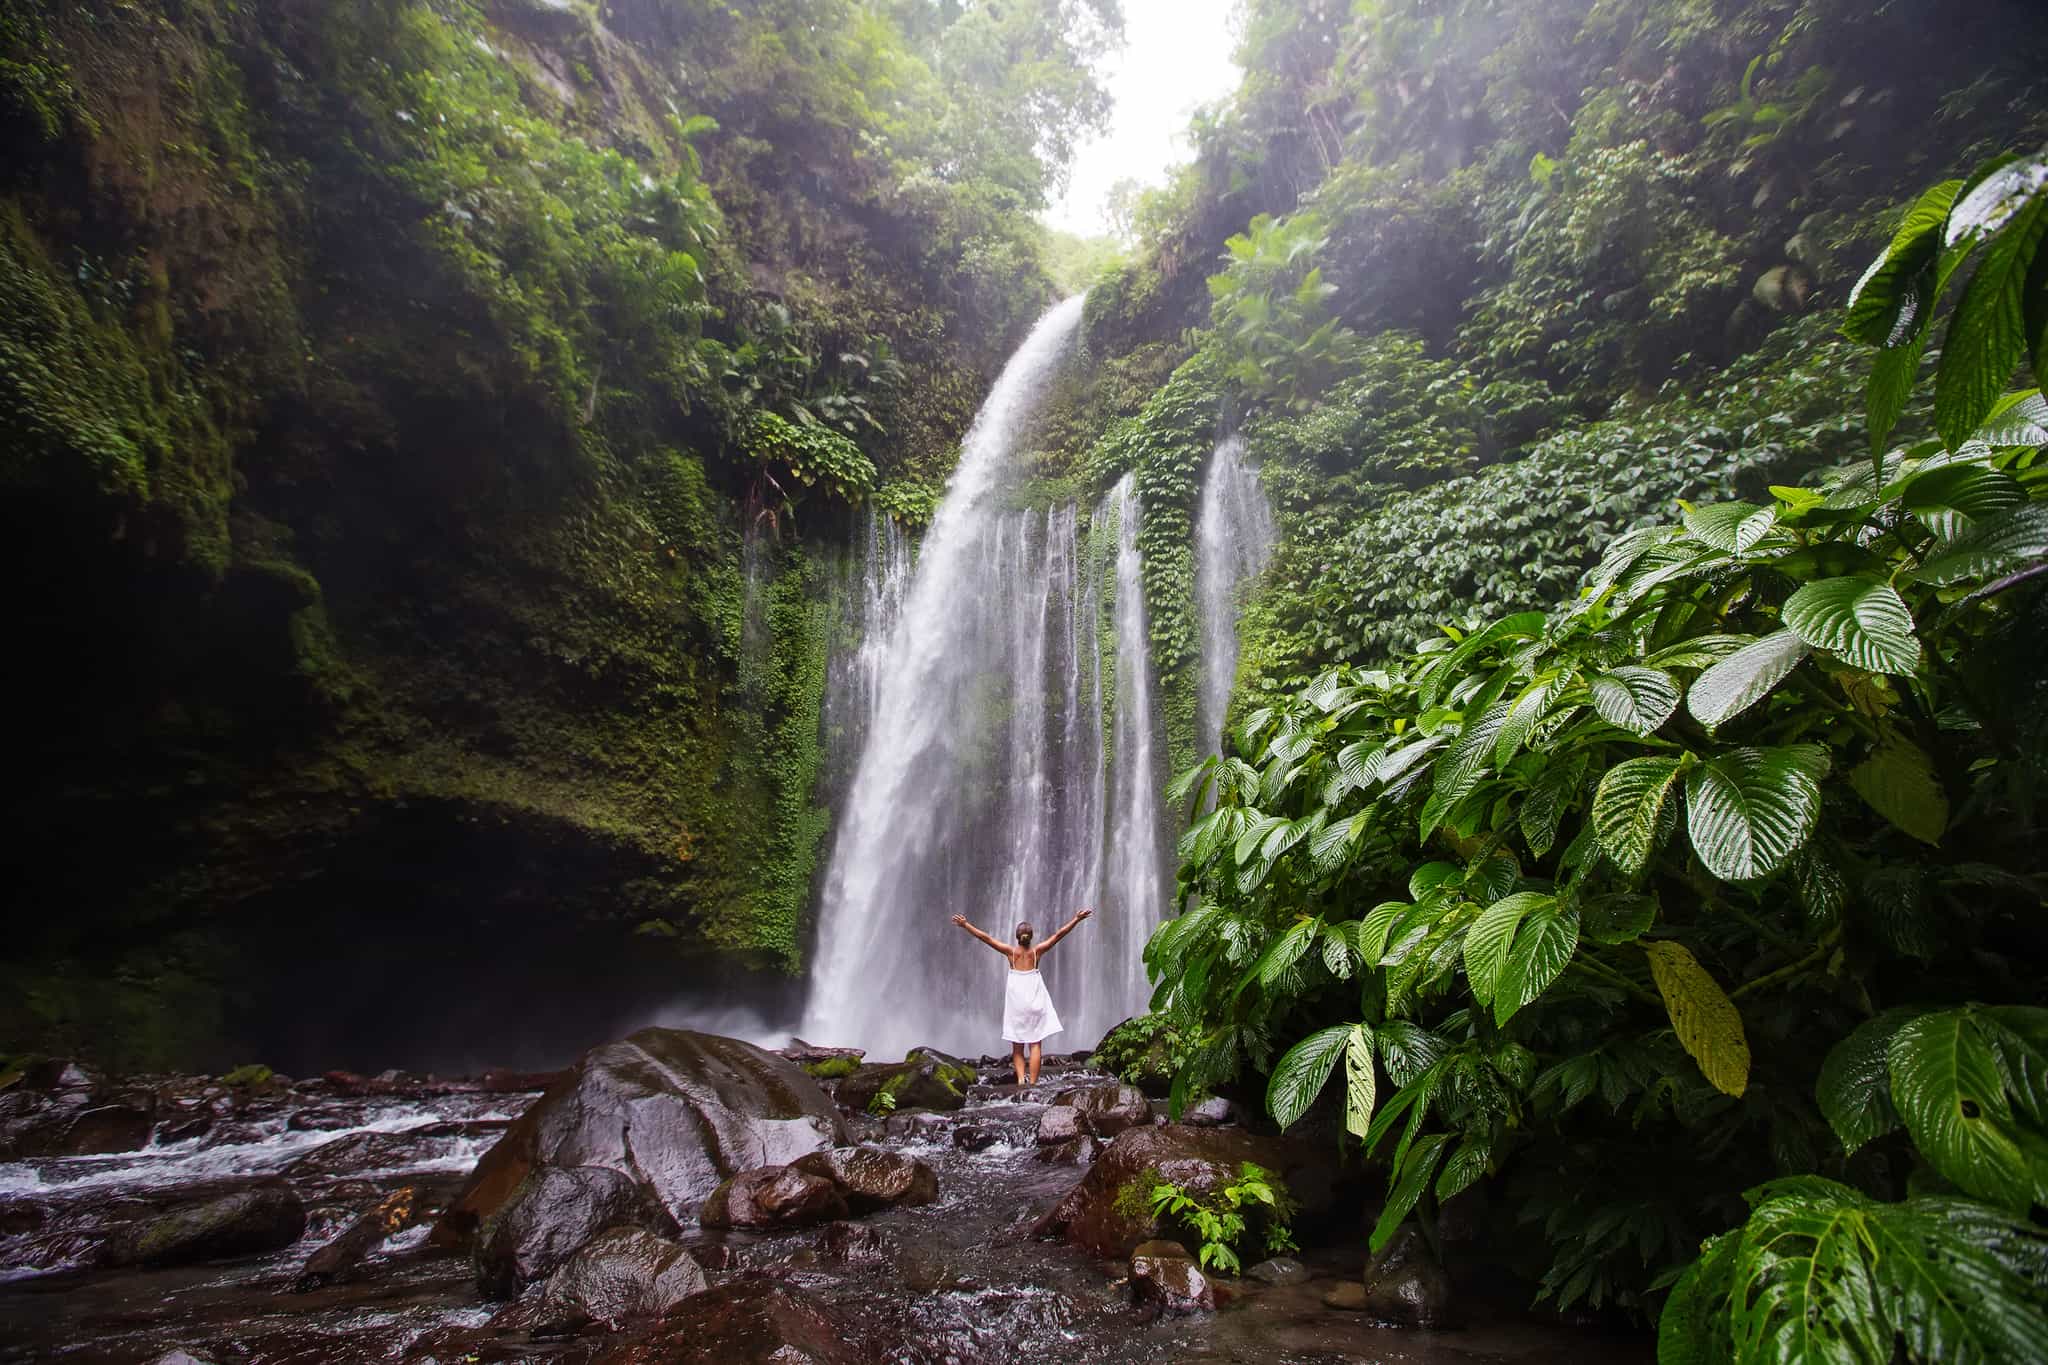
(1579, 891), (1657, 945)
(1420, 701), (1513, 837)
(1644, 940), (1750, 1097)
(1688, 629), (1809, 728)
(1519, 755), (1583, 860)
(1728, 1178), (2048, 1365)
(1417, 611), (1546, 710)
(1461, 892), (1547, 1008)
(1589, 666), (1681, 736)
(1493, 896), (1579, 1027)
(1937, 191), (2048, 449)
(1593, 756), (1684, 878)
(1685, 745), (1828, 882)
(1848, 738), (1949, 845)
(1344, 1023), (1376, 1139)
(1908, 503), (2048, 586)
(1682, 500), (1778, 553)
(1901, 462), (2025, 543)
(1657, 1231), (1737, 1365)
(1494, 673), (1570, 768)
(1781, 577), (1922, 674)
(1369, 1131), (1451, 1252)
(1844, 178), (1961, 345)
(1266, 1024), (1351, 1130)
(1888, 1009), (2048, 1210)
(1974, 388), (2048, 447)
(1815, 1009), (1921, 1155)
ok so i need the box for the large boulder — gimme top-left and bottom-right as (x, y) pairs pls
(476, 1166), (654, 1297)
(1033, 1124), (1325, 1259)
(1362, 1224), (1456, 1327)
(834, 1048), (978, 1113)
(591, 1276), (867, 1364)
(0, 1097), (155, 1161)
(1050, 1084), (1151, 1137)
(434, 1029), (842, 1249)
(110, 1183), (306, 1267)
(698, 1166), (847, 1231)
(788, 1147), (937, 1213)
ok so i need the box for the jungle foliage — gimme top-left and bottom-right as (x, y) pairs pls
(1142, 155), (2048, 1358)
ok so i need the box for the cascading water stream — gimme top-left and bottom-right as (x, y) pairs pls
(802, 297), (1170, 1058)
(1194, 432), (1277, 749)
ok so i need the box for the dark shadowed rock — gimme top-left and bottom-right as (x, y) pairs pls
(700, 1166), (848, 1230)
(781, 1039), (865, 1067)
(881, 1111), (951, 1142)
(286, 1107), (360, 1133)
(1036, 1106), (1089, 1145)
(292, 1186), (423, 1291)
(146, 1353), (216, 1365)
(111, 1182), (306, 1267)
(1051, 1084), (1150, 1137)
(835, 1048), (979, 1113)
(1247, 1255), (1310, 1286)
(285, 1131), (425, 1179)
(476, 1166), (654, 1297)
(434, 1029), (841, 1249)
(820, 1219), (891, 1264)
(537, 1227), (706, 1329)
(1034, 1135), (1098, 1166)
(1363, 1224), (1456, 1327)
(1033, 1124), (1324, 1259)
(951, 1124), (998, 1152)
(1323, 1280), (1369, 1310)
(789, 1147), (937, 1212)
(1131, 1239), (1215, 1313)
(0, 1098), (155, 1160)
(1184, 1096), (1242, 1127)
(591, 1275), (865, 1364)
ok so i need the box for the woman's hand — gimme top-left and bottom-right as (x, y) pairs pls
(950, 914), (969, 929)
(1074, 908), (1094, 923)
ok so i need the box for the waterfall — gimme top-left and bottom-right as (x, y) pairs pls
(802, 297), (1171, 1059)
(1194, 433), (1277, 749)
(823, 508), (913, 784)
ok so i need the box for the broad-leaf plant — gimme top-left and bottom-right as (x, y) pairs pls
(1146, 151), (2048, 1360)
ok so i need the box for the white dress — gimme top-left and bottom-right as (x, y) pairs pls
(1002, 968), (1063, 1045)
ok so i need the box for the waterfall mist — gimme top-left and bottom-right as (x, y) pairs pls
(1194, 433), (1277, 749)
(802, 298), (1171, 1059)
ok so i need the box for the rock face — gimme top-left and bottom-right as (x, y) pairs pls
(591, 1276), (866, 1364)
(537, 1228), (707, 1330)
(1050, 1084), (1152, 1137)
(1034, 1135), (1098, 1166)
(1033, 1125), (1323, 1260)
(1183, 1096), (1242, 1128)
(1130, 1239), (1216, 1314)
(788, 1147), (937, 1213)
(835, 1048), (979, 1113)
(1247, 1255), (1310, 1286)
(475, 1166), (653, 1297)
(0, 1096), (156, 1161)
(111, 1183), (306, 1267)
(1362, 1225), (1456, 1327)
(698, 1167), (848, 1231)
(435, 1029), (842, 1250)
(1035, 1106), (1089, 1145)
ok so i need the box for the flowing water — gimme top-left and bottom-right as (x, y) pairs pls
(803, 297), (1171, 1059)
(1194, 433), (1277, 751)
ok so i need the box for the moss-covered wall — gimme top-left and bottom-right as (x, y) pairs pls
(0, 0), (1049, 1069)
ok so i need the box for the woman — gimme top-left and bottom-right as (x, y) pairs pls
(950, 908), (1094, 1085)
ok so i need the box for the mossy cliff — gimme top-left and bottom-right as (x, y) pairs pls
(0, 0), (1069, 1069)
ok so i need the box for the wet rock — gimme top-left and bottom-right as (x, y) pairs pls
(1051, 1084), (1151, 1138)
(1131, 1238), (1215, 1314)
(476, 1165), (655, 1297)
(1322, 1280), (1370, 1311)
(110, 1182), (307, 1267)
(789, 1147), (937, 1212)
(536, 1227), (706, 1329)
(781, 1038), (865, 1067)
(1033, 1135), (1098, 1166)
(700, 1166), (848, 1230)
(592, 1275), (865, 1364)
(880, 1111), (952, 1142)
(158, 1114), (213, 1145)
(21, 1059), (97, 1093)
(836, 1048), (979, 1114)
(435, 1029), (841, 1249)
(819, 1219), (891, 1264)
(951, 1125), (998, 1152)
(1033, 1124), (1324, 1259)
(146, 1353), (217, 1365)
(284, 1131), (423, 1179)
(1247, 1255), (1310, 1286)
(1184, 1096), (1242, 1128)
(0, 1099), (155, 1160)
(287, 1107), (360, 1132)
(1362, 1224), (1456, 1327)
(292, 1186), (423, 1291)
(1036, 1106), (1089, 1145)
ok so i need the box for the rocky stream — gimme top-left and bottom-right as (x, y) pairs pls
(0, 1031), (1649, 1364)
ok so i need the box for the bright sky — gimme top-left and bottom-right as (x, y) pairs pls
(1043, 0), (1245, 238)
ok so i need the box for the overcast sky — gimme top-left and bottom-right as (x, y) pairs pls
(1043, 0), (1245, 238)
